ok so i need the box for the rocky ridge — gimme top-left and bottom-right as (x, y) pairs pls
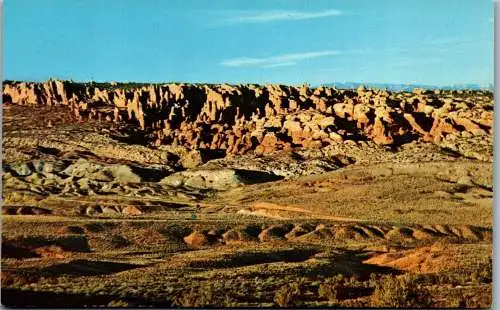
(3, 80), (493, 161)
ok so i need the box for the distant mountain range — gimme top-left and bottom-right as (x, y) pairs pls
(318, 82), (493, 91)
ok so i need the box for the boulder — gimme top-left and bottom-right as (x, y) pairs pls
(184, 231), (209, 247)
(85, 206), (99, 216)
(370, 117), (393, 145)
(122, 205), (142, 216)
(105, 165), (141, 183)
(160, 173), (185, 187)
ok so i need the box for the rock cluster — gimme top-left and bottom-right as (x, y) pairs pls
(3, 80), (493, 156)
(178, 221), (491, 246)
(84, 204), (142, 217)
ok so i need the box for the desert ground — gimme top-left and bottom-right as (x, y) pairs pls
(1, 80), (493, 307)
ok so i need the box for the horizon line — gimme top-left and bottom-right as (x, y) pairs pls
(2, 78), (494, 90)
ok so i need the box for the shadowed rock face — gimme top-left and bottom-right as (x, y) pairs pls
(160, 168), (284, 190)
(3, 80), (493, 157)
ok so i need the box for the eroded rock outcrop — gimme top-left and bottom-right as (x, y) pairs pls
(3, 80), (493, 159)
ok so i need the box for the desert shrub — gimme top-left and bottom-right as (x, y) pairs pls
(107, 300), (129, 307)
(372, 274), (433, 307)
(344, 275), (362, 286)
(431, 272), (459, 286)
(274, 282), (302, 307)
(470, 270), (481, 284)
(442, 289), (467, 308)
(317, 274), (344, 302)
(1, 271), (40, 287)
(318, 282), (338, 303)
(83, 223), (105, 233)
(172, 282), (236, 307)
(331, 274), (345, 284)
(173, 286), (212, 307)
(368, 273), (378, 287)
(432, 262), (491, 287)
(173, 285), (213, 307)
(110, 234), (131, 248)
(64, 226), (86, 234)
(473, 260), (492, 284)
(440, 285), (491, 309)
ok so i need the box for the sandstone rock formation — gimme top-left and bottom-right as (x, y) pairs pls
(3, 80), (493, 159)
(121, 205), (142, 216)
(183, 231), (210, 247)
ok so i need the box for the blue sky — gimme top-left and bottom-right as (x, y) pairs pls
(3, 0), (494, 86)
